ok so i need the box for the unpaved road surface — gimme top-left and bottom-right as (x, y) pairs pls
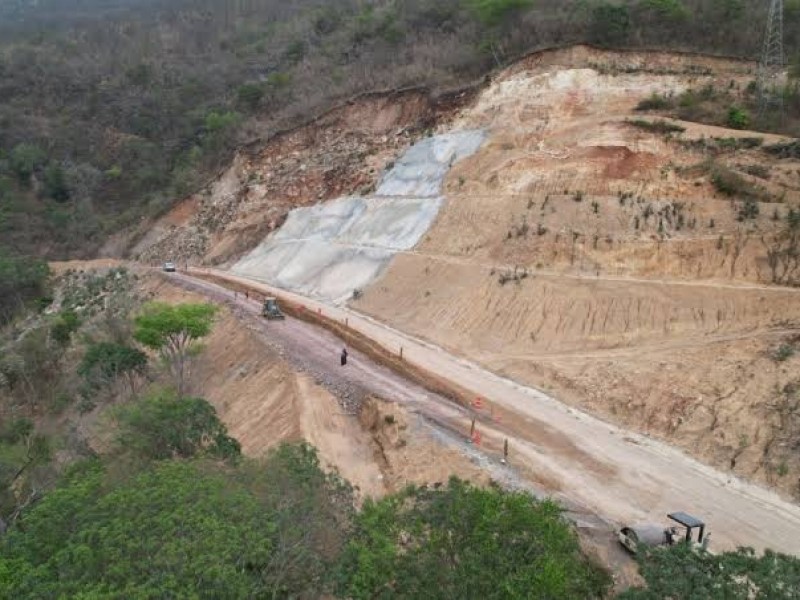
(168, 271), (543, 494)
(179, 268), (800, 556)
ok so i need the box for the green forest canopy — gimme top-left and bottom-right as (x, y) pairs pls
(0, 0), (798, 258)
(0, 448), (612, 599)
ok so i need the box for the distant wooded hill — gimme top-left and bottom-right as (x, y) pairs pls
(0, 0), (797, 258)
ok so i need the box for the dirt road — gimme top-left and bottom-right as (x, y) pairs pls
(168, 271), (536, 489)
(178, 268), (800, 556)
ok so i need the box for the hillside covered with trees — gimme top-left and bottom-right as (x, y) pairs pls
(0, 0), (799, 260)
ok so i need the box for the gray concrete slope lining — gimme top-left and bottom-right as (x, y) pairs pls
(336, 196), (444, 249)
(375, 130), (486, 197)
(271, 196), (368, 243)
(233, 129), (485, 303)
(235, 241), (392, 304)
(268, 195), (445, 250)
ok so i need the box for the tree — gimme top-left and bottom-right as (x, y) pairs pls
(114, 390), (240, 461)
(336, 477), (611, 599)
(8, 144), (45, 183)
(42, 163), (69, 202)
(133, 302), (216, 394)
(619, 543), (800, 599)
(0, 429), (52, 529)
(791, 52), (800, 81)
(49, 310), (80, 346)
(0, 461), (265, 597)
(640, 0), (690, 21)
(467, 0), (532, 26)
(78, 341), (147, 395)
(0, 445), (352, 598)
(727, 106), (750, 129)
(236, 82), (264, 110)
(711, 0), (745, 21)
(0, 251), (49, 325)
(590, 3), (631, 47)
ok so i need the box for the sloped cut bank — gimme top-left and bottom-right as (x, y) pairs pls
(232, 130), (485, 303)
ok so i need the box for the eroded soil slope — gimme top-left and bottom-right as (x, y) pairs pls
(354, 47), (800, 499)
(144, 275), (483, 500)
(128, 45), (800, 499)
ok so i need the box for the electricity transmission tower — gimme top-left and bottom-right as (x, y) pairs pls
(757, 0), (786, 117)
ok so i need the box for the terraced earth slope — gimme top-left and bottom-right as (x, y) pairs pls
(135, 45), (800, 500)
(354, 47), (800, 499)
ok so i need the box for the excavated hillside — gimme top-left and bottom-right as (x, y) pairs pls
(134, 45), (800, 500)
(129, 88), (476, 267)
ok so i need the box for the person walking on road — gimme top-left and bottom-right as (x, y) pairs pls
(340, 348), (348, 366)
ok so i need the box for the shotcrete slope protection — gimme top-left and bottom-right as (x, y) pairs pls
(232, 130), (485, 303)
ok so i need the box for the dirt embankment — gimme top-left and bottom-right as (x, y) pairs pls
(126, 45), (800, 499)
(350, 48), (800, 499)
(143, 275), (483, 500)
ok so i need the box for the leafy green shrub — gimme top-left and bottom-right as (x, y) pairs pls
(774, 343), (795, 362)
(50, 310), (80, 346)
(78, 341), (147, 391)
(284, 39), (306, 63)
(104, 165), (122, 179)
(0, 418), (33, 444)
(627, 119), (686, 134)
(737, 198), (760, 221)
(714, 137), (763, 151)
(337, 478), (611, 599)
(8, 144), (45, 183)
(590, 3), (631, 46)
(636, 93), (674, 111)
(467, 0), (532, 26)
(711, 165), (759, 199)
(114, 390), (240, 461)
(788, 207), (800, 230)
(236, 83), (264, 110)
(640, 0), (690, 20)
(620, 543), (800, 599)
(204, 110), (240, 133)
(764, 140), (800, 159)
(727, 106), (750, 129)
